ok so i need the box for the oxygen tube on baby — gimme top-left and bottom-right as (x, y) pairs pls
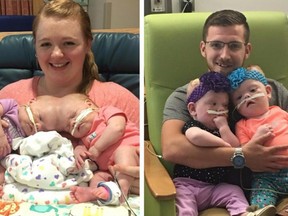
(235, 92), (265, 110)
(71, 108), (94, 135)
(207, 110), (229, 115)
(25, 105), (38, 133)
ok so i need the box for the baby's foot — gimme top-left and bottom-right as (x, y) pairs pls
(70, 186), (109, 203)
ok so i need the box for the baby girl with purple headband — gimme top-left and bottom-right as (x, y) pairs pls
(172, 71), (272, 216)
(228, 67), (288, 209)
(184, 71), (239, 148)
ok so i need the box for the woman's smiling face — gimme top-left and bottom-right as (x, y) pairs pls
(34, 16), (90, 87)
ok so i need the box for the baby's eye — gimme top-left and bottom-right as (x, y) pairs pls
(236, 95), (242, 101)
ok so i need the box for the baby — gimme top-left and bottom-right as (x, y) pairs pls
(50, 93), (139, 205)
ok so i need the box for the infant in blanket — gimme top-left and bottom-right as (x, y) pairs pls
(0, 97), (59, 196)
(0, 94), (139, 205)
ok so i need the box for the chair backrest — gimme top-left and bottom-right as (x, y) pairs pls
(0, 32), (139, 97)
(144, 11), (288, 174)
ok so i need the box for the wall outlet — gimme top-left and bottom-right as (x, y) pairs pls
(151, 0), (166, 13)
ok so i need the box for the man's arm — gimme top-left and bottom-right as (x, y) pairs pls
(162, 119), (288, 171)
(162, 119), (233, 168)
(161, 83), (288, 171)
(268, 78), (288, 111)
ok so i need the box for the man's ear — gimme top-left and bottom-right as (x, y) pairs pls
(200, 41), (207, 58)
(187, 102), (197, 118)
(244, 42), (252, 60)
(265, 84), (273, 99)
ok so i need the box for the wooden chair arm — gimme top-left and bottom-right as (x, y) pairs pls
(144, 140), (176, 200)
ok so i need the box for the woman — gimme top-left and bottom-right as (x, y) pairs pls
(0, 0), (139, 126)
(0, 0), (139, 197)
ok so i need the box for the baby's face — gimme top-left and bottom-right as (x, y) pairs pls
(59, 95), (96, 137)
(18, 96), (61, 135)
(189, 90), (229, 129)
(231, 79), (271, 118)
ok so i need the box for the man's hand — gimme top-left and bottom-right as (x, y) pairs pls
(243, 132), (288, 172)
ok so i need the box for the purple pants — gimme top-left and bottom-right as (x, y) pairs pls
(173, 177), (249, 216)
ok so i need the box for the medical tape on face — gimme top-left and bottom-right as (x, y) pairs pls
(207, 110), (229, 115)
(236, 92), (265, 110)
(25, 105), (38, 133)
(71, 108), (94, 135)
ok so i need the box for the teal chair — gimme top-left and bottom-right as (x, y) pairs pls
(144, 11), (288, 216)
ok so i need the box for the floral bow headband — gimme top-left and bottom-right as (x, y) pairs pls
(187, 71), (231, 103)
(227, 67), (268, 90)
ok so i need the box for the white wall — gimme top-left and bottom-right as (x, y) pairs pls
(88, 0), (139, 29)
(171, 0), (288, 13)
(194, 0), (288, 13)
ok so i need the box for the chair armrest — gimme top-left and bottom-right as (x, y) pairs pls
(144, 140), (176, 200)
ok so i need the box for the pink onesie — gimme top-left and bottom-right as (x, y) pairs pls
(81, 106), (139, 170)
(236, 105), (288, 155)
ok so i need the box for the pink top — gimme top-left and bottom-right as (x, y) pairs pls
(82, 106), (139, 170)
(236, 106), (288, 155)
(0, 77), (139, 127)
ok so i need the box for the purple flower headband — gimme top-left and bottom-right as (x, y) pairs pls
(227, 67), (268, 90)
(187, 71), (231, 103)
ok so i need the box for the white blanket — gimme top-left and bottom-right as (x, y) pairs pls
(1, 131), (96, 190)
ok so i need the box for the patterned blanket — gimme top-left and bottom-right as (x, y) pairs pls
(0, 131), (140, 215)
(0, 195), (140, 216)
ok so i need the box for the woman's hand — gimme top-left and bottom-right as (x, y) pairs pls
(1, 119), (9, 128)
(109, 164), (139, 195)
(108, 148), (140, 195)
(0, 134), (11, 157)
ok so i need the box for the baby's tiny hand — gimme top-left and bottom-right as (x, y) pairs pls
(253, 124), (275, 140)
(213, 115), (228, 129)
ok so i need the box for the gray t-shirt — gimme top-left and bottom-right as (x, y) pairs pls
(163, 78), (288, 124)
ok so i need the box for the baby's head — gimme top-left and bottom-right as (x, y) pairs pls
(186, 72), (231, 129)
(187, 72), (230, 104)
(227, 67), (272, 118)
(18, 95), (60, 136)
(59, 93), (98, 136)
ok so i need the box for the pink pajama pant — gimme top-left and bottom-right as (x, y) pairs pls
(173, 177), (249, 216)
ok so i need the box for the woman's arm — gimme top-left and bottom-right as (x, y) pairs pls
(0, 100), (17, 157)
(0, 104), (10, 157)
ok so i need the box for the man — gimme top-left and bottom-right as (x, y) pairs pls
(162, 9), (288, 200)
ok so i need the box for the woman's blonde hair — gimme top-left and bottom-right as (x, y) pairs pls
(32, 0), (100, 94)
